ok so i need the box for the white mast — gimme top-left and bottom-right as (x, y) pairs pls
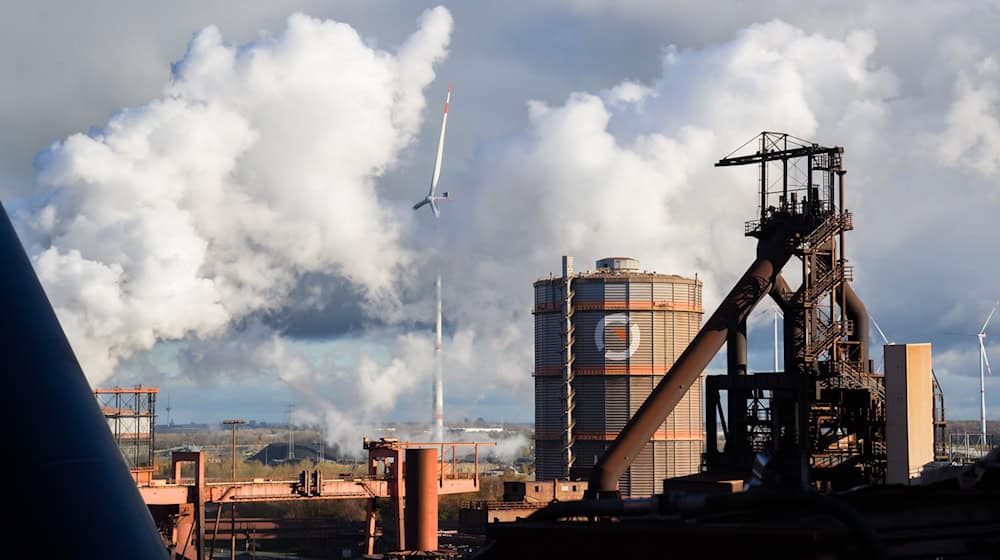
(434, 273), (444, 442)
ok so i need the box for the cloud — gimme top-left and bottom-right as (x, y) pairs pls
(440, 20), (896, 404)
(17, 8), (453, 384)
(938, 56), (1000, 175)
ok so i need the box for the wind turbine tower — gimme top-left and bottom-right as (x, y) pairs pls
(977, 302), (997, 446)
(413, 85), (452, 442)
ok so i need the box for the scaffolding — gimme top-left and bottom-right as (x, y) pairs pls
(95, 386), (158, 480)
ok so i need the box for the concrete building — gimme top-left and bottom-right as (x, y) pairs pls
(885, 343), (934, 484)
(533, 256), (705, 496)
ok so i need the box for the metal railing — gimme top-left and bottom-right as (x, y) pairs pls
(948, 433), (995, 464)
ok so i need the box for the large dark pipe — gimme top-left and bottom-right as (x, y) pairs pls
(0, 202), (168, 559)
(726, 319), (748, 454)
(769, 273), (791, 311)
(726, 320), (747, 376)
(770, 273), (806, 375)
(588, 232), (794, 495)
(839, 283), (869, 370)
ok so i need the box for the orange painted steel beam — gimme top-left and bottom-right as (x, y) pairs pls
(139, 475), (482, 505)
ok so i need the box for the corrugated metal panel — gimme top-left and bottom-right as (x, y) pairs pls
(664, 371), (704, 435)
(574, 281), (604, 302)
(653, 441), (668, 484)
(573, 311), (604, 367)
(628, 442), (656, 497)
(652, 282), (672, 301)
(629, 375), (653, 417)
(629, 311), (653, 365)
(672, 282), (691, 302)
(652, 309), (668, 367)
(534, 283), (550, 306)
(663, 440), (703, 479)
(573, 376), (605, 432)
(534, 313), (562, 369)
(628, 281), (652, 301)
(605, 377), (628, 432)
(534, 376), (562, 433)
(535, 439), (563, 481)
(604, 282), (627, 301)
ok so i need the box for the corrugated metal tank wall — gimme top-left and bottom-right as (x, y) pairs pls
(533, 260), (704, 497)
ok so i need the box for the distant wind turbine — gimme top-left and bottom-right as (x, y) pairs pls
(413, 85), (452, 443)
(977, 302), (997, 446)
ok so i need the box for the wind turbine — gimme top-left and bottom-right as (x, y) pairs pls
(977, 302), (997, 447)
(412, 85), (452, 218)
(413, 85), (452, 442)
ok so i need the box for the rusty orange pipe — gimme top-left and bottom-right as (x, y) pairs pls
(404, 448), (438, 551)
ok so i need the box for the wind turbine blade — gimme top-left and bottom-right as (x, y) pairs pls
(413, 199), (429, 211)
(431, 199), (440, 218)
(871, 316), (891, 345)
(981, 336), (993, 375)
(428, 85), (451, 197)
(981, 300), (999, 334)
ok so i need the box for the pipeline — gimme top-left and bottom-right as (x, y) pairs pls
(839, 283), (870, 371)
(587, 231), (794, 495)
(0, 202), (168, 558)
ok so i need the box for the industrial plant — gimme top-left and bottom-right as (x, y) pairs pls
(478, 133), (1000, 558)
(5, 129), (1000, 559)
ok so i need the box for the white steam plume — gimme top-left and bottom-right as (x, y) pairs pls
(180, 327), (436, 457)
(19, 8), (453, 384)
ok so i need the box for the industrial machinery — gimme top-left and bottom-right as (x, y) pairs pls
(587, 131), (885, 495)
(476, 133), (1000, 559)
